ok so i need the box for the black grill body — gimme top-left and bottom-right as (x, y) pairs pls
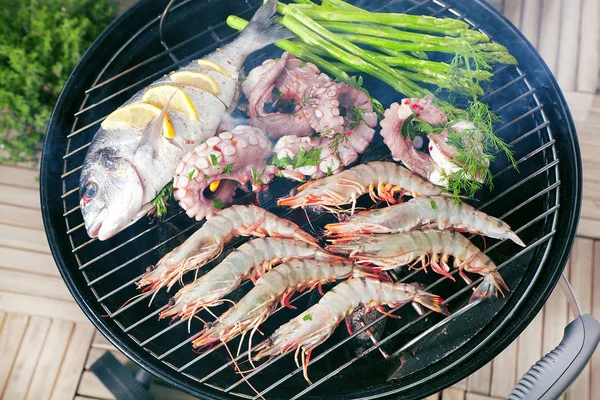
(41, 0), (581, 398)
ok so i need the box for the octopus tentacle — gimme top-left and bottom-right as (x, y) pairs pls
(242, 53), (313, 138)
(173, 126), (276, 220)
(380, 97), (487, 186)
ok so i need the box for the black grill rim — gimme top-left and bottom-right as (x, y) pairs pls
(40, 0), (582, 399)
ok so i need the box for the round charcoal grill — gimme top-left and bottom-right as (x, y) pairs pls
(41, 0), (582, 399)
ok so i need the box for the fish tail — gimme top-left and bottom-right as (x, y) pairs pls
(238, 0), (292, 53)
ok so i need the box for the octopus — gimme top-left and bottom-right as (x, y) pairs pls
(243, 53), (377, 180)
(379, 97), (486, 186)
(173, 125), (276, 220)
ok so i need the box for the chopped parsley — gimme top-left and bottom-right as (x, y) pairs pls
(430, 200), (437, 209)
(151, 182), (174, 216)
(209, 153), (220, 169)
(250, 168), (263, 185)
(222, 163), (234, 175)
(303, 314), (313, 321)
(212, 199), (225, 209)
(188, 169), (196, 180)
(270, 147), (323, 170)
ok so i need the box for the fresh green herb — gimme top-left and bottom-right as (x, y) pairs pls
(209, 153), (220, 168)
(0, 0), (116, 164)
(301, 95), (311, 106)
(204, 173), (211, 179)
(250, 168), (263, 185)
(293, 147), (322, 169)
(349, 107), (365, 129)
(151, 182), (174, 216)
(318, 129), (333, 137)
(212, 199), (225, 209)
(223, 163), (234, 175)
(400, 114), (419, 140)
(430, 200), (436, 209)
(188, 169), (196, 180)
(272, 87), (283, 97)
(303, 314), (313, 321)
(326, 166), (333, 176)
(270, 154), (294, 168)
(329, 132), (349, 153)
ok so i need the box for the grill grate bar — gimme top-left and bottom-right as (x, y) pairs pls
(67, 116), (106, 139)
(62, 142), (92, 160)
(66, 222), (86, 235)
(493, 89), (536, 114)
(97, 274), (144, 303)
(479, 159), (559, 211)
(496, 104), (544, 133)
(61, 165), (83, 179)
(61, 187), (79, 199)
(63, 205), (81, 217)
(258, 230), (556, 399)
(72, 237), (97, 253)
(224, 204), (559, 393)
(112, 293), (158, 321)
(491, 139), (555, 180)
(480, 74), (526, 102)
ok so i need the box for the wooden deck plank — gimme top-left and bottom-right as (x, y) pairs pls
(25, 320), (74, 400)
(452, 378), (468, 391)
(566, 238), (594, 400)
(441, 388), (465, 400)
(0, 246), (60, 278)
(519, 0), (541, 47)
(515, 309), (544, 380)
(537, 0), (563, 74)
(0, 314), (29, 397)
(0, 268), (73, 302)
(591, 241), (600, 400)
(556, 0), (583, 90)
(77, 371), (113, 400)
(577, 0), (600, 92)
(0, 204), (43, 231)
(578, 218), (600, 240)
(92, 331), (117, 351)
(0, 292), (88, 324)
(2, 316), (51, 400)
(50, 324), (95, 400)
(84, 348), (129, 371)
(0, 225), (50, 254)
(503, 0), (523, 29)
(465, 394), (504, 400)
(466, 361), (492, 395)
(490, 339), (518, 398)
(0, 165), (38, 190)
(0, 185), (40, 210)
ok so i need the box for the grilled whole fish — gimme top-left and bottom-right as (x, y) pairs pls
(79, 0), (288, 240)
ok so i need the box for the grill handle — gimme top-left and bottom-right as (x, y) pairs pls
(509, 314), (600, 400)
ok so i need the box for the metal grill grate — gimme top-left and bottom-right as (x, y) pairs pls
(57, 0), (561, 398)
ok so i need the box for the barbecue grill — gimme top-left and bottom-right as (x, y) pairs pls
(41, 0), (586, 398)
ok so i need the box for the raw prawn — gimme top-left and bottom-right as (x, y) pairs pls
(325, 196), (525, 247)
(192, 259), (370, 350)
(327, 230), (508, 300)
(137, 205), (316, 297)
(253, 277), (448, 383)
(159, 238), (343, 321)
(277, 161), (443, 213)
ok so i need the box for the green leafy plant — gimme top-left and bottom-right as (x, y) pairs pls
(0, 0), (116, 164)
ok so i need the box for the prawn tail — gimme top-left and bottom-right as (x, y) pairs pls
(508, 231), (526, 247)
(470, 271), (510, 302)
(414, 291), (450, 316)
(192, 325), (222, 351)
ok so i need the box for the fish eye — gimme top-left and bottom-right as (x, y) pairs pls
(83, 183), (97, 200)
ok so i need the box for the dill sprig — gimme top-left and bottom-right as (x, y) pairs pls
(151, 182), (174, 216)
(437, 30), (517, 201)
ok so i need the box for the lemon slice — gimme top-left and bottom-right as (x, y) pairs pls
(170, 71), (220, 96)
(142, 85), (199, 121)
(101, 103), (175, 138)
(197, 60), (230, 77)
